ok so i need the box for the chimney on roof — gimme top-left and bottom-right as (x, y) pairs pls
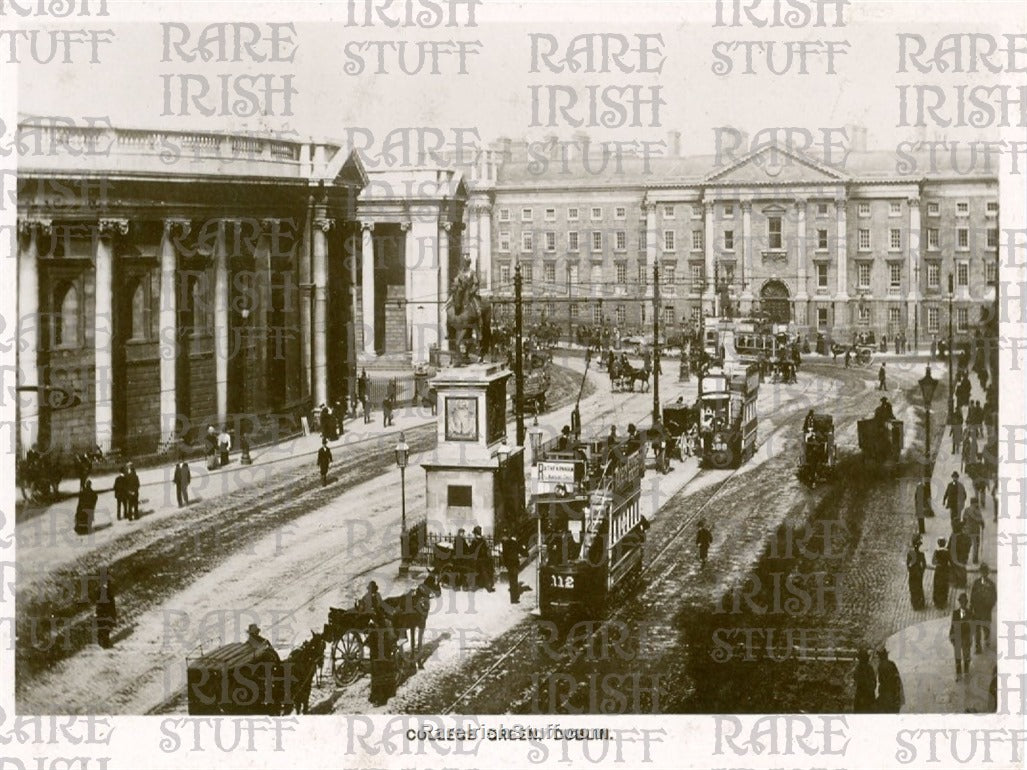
(845, 124), (868, 153)
(666, 130), (681, 157)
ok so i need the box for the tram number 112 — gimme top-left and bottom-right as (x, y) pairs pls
(551, 575), (575, 589)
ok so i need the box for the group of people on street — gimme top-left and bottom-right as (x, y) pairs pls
(205, 425), (233, 470)
(451, 526), (496, 592)
(853, 647), (904, 712)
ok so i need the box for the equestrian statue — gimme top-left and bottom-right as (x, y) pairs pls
(446, 257), (492, 365)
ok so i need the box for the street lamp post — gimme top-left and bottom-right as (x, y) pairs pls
(918, 366), (938, 474)
(947, 273), (955, 423)
(913, 263), (920, 355)
(652, 262), (660, 423)
(395, 432), (409, 573)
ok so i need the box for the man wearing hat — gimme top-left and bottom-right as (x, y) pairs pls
(943, 471), (967, 532)
(949, 592), (974, 679)
(469, 526), (495, 592)
(875, 648), (904, 712)
(970, 564), (997, 653)
(245, 623), (279, 663)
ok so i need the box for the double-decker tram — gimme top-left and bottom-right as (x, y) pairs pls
(532, 435), (647, 621)
(697, 363), (760, 469)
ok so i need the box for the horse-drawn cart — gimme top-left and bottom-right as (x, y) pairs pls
(857, 418), (904, 464)
(798, 414), (836, 486)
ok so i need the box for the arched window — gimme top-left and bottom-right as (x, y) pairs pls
(129, 279), (148, 340)
(54, 281), (79, 348)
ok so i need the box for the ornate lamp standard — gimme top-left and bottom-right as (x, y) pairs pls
(918, 366), (938, 474)
(947, 273), (955, 423)
(395, 432), (410, 572)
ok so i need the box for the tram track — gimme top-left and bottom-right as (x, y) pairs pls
(437, 368), (863, 715)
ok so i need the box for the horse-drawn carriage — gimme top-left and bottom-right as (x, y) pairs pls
(857, 417), (904, 464)
(608, 357), (651, 393)
(662, 400), (698, 461)
(831, 331), (876, 366)
(322, 574), (441, 688)
(797, 414), (836, 486)
(17, 454), (63, 503)
(186, 632), (325, 716)
(515, 368), (550, 414)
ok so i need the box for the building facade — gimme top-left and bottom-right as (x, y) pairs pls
(15, 121), (997, 457)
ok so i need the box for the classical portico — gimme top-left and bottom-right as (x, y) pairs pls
(355, 169), (467, 368)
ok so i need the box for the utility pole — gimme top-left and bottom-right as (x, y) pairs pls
(515, 263), (525, 447)
(652, 262), (660, 423)
(947, 272), (954, 423)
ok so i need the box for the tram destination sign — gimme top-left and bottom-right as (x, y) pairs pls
(538, 460), (578, 484)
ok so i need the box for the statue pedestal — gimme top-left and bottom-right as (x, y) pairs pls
(421, 362), (525, 538)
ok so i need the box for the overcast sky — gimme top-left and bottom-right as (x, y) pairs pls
(12, 1), (1025, 156)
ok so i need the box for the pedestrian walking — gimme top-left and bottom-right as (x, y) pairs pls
(75, 452), (92, 489)
(949, 524), (971, 589)
(696, 520), (713, 568)
(905, 535), (927, 610)
(877, 362), (887, 390)
(963, 498), (984, 564)
(943, 472), (967, 531)
(961, 430), (978, 472)
(75, 479), (98, 535)
(113, 467), (128, 520)
(95, 570), (116, 649)
(501, 533), (527, 604)
(970, 564), (997, 653)
(853, 648), (877, 713)
(844, 348), (851, 368)
(914, 479), (929, 534)
(124, 463), (140, 521)
(218, 427), (231, 467)
(317, 438), (333, 486)
(950, 593), (973, 679)
(469, 525), (495, 592)
(951, 409), (963, 454)
(932, 537), (951, 609)
(206, 425), (219, 470)
(173, 457), (191, 507)
(875, 648), (904, 713)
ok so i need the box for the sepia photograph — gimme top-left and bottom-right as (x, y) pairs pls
(1, 1), (1025, 768)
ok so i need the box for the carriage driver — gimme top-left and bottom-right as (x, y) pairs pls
(246, 623), (280, 662)
(359, 581), (395, 628)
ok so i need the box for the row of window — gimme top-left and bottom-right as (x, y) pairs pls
(496, 259), (994, 293)
(497, 200), (999, 224)
(498, 224), (998, 254)
(503, 300), (973, 335)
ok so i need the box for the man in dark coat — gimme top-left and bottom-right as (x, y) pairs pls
(124, 463), (140, 521)
(501, 533), (527, 604)
(875, 648), (904, 712)
(317, 438), (333, 486)
(949, 523), (971, 589)
(943, 472), (967, 531)
(877, 362), (887, 391)
(696, 520), (713, 568)
(950, 592), (973, 679)
(970, 564), (997, 653)
(453, 528), (471, 590)
(853, 648), (877, 713)
(469, 526), (495, 592)
(906, 535), (927, 610)
(173, 458), (191, 507)
(95, 570), (116, 648)
(113, 468), (128, 520)
(75, 480), (98, 535)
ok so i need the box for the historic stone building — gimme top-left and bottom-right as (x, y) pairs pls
(15, 120), (997, 457)
(485, 134), (999, 348)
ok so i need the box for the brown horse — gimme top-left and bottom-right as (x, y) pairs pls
(384, 573), (441, 668)
(278, 631), (326, 714)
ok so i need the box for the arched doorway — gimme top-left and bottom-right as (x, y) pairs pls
(760, 280), (791, 324)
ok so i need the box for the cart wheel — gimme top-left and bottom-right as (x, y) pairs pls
(332, 631), (363, 686)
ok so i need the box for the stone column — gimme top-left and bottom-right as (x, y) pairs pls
(439, 220), (451, 348)
(740, 200), (753, 312)
(907, 196), (921, 304)
(95, 218), (127, 453)
(703, 201), (715, 306)
(361, 221), (376, 355)
(834, 197), (849, 334)
(214, 220), (229, 428)
(160, 219), (188, 449)
(478, 202), (493, 292)
(401, 221), (413, 350)
(298, 199), (313, 402)
(17, 221), (44, 455)
(467, 204), (480, 279)
(312, 213), (334, 407)
(794, 198), (809, 326)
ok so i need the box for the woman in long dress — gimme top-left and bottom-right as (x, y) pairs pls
(932, 537), (951, 609)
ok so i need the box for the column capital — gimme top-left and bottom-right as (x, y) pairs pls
(739, 199), (752, 213)
(260, 217), (284, 234)
(470, 201), (492, 215)
(794, 197), (808, 209)
(703, 200), (715, 214)
(643, 201), (657, 214)
(907, 196), (921, 208)
(441, 220), (453, 233)
(98, 217), (129, 236)
(18, 217), (53, 236)
(164, 218), (192, 238)
(399, 221), (412, 232)
(360, 220), (375, 233)
(313, 217), (335, 233)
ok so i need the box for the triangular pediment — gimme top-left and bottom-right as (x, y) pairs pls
(705, 143), (849, 185)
